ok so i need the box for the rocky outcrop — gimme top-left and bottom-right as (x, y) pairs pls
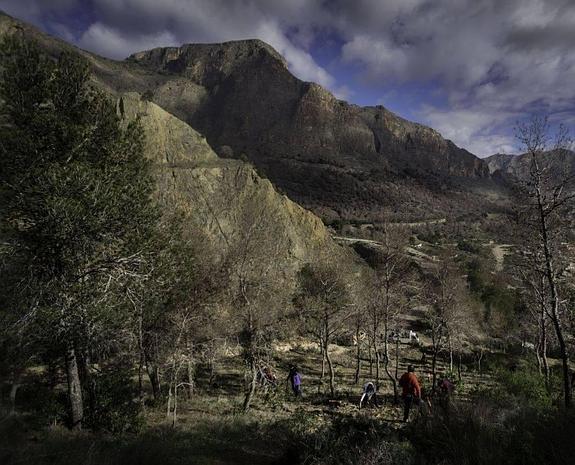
(486, 150), (575, 183)
(359, 106), (488, 178)
(129, 40), (288, 86)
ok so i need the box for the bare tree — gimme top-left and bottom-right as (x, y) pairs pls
(295, 258), (354, 397)
(351, 300), (367, 385)
(423, 257), (469, 393)
(225, 198), (289, 412)
(514, 115), (574, 408)
(364, 225), (411, 402)
(517, 263), (552, 389)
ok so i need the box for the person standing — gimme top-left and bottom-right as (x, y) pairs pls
(438, 374), (456, 411)
(287, 366), (302, 397)
(399, 365), (421, 422)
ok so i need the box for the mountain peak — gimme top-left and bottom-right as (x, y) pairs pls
(128, 39), (288, 84)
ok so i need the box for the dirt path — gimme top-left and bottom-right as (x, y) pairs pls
(490, 243), (512, 271)
(332, 235), (382, 246)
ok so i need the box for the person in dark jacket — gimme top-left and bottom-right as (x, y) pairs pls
(287, 366), (302, 397)
(437, 374), (456, 411)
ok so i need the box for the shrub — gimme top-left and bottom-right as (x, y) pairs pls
(472, 361), (552, 410)
(457, 240), (481, 254)
(84, 365), (144, 433)
(279, 412), (414, 465)
(411, 401), (575, 465)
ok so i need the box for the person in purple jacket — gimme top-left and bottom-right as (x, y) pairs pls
(287, 366), (302, 397)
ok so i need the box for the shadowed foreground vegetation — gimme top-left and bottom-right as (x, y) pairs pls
(2, 349), (575, 465)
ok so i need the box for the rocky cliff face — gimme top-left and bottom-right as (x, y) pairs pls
(126, 41), (497, 222)
(128, 40), (487, 175)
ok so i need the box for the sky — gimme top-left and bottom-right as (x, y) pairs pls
(1, 0), (575, 157)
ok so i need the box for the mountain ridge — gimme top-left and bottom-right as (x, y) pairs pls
(0, 10), (508, 222)
(486, 150), (575, 183)
(127, 39), (499, 221)
(129, 40), (488, 178)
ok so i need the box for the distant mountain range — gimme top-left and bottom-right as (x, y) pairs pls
(486, 150), (575, 184)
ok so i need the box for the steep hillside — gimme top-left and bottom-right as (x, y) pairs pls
(119, 93), (354, 283)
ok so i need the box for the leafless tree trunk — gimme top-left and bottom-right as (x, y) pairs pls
(373, 338), (381, 387)
(9, 367), (23, 415)
(394, 337), (400, 381)
(368, 340), (373, 375)
(316, 316), (337, 397)
(243, 358), (258, 412)
(242, 304), (259, 412)
(535, 337), (542, 374)
(172, 384), (178, 427)
(383, 318), (399, 404)
(146, 362), (161, 400)
(354, 326), (362, 384)
(324, 337), (336, 398)
(431, 346), (439, 394)
(166, 380), (173, 419)
(476, 348), (484, 374)
(137, 308), (145, 403)
(319, 333), (326, 382)
(448, 335), (454, 374)
(187, 358), (194, 398)
(539, 302), (551, 390)
(65, 343), (84, 430)
(515, 116), (573, 408)
(538, 184), (571, 405)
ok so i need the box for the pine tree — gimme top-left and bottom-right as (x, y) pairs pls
(0, 36), (157, 428)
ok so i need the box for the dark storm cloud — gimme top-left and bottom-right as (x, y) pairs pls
(1, 0), (574, 156)
(506, 24), (575, 52)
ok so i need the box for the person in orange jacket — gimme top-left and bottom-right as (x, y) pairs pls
(399, 365), (421, 422)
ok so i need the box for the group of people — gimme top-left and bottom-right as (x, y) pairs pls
(258, 364), (302, 397)
(259, 363), (455, 422)
(360, 365), (456, 421)
(399, 365), (456, 421)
